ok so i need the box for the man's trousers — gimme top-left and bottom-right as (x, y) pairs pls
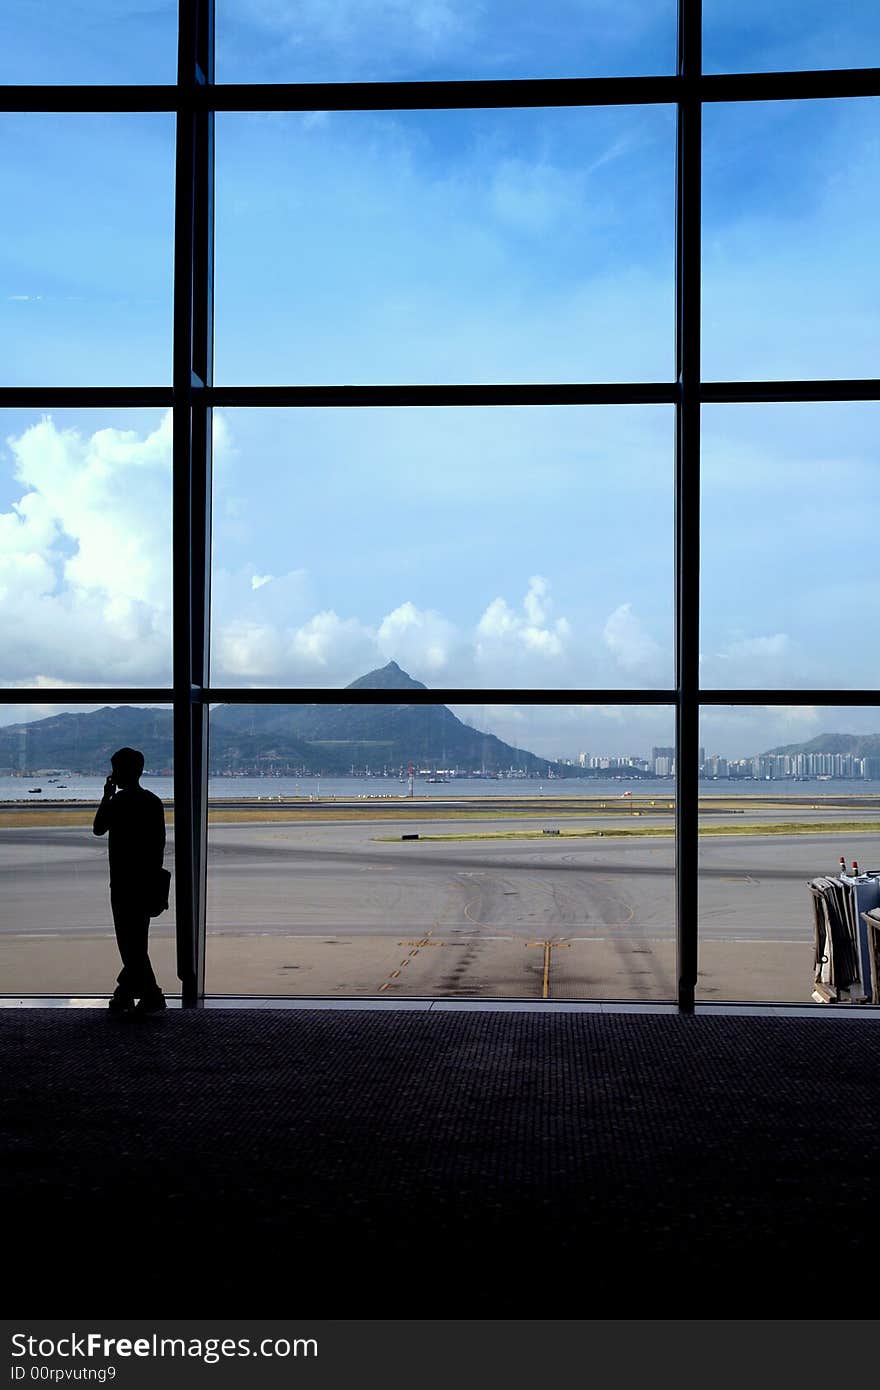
(110, 888), (159, 997)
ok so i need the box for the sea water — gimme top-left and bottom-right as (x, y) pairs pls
(4, 775), (880, 803)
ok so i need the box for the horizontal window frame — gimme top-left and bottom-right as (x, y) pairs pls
(2, 67), (879, 115)
(3, 381), (880, 408)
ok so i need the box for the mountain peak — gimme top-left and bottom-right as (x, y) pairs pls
(345, 661), (428, 692)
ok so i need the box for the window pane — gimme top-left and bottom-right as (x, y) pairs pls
(0, 409), (173, 687)
(698, 704), (880, 1005)
(205, 703), (675, 1000)
(0, 115), (174, 386)
(702, 98), (880, 381)
(0, 1), (178, 84)
(704, 0), (880, 75)
(216, 0), (676, 83)
(210, 406), (673, 689)
(0, 703), (175, 997)
(215, 106), (675, 385)
(700, 402), (880, 690)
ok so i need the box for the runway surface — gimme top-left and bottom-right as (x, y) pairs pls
(1, 805), (874, 1001)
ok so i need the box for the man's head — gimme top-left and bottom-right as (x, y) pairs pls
(110, 747), (145, 788)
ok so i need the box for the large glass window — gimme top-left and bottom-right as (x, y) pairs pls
(205, 703), (676, 1000)
(3, 2), (878, 1009)
(0, 703), (175, 996)
(698, 705), (880, 1004)
(210, 405), (674, 689)
(215, 0), (678, 84)
(215, 106), (675, 385)
(703, 1), (880, 76)
(0, 1), (178, 85)
(0, 410), (174, 688)
(700, 402), (880, 689)
(0, 115), (175, 386)
(702, 99), (880, 382)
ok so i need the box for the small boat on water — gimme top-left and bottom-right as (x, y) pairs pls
(28, 787), (42, 793)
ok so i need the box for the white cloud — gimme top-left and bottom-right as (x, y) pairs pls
(702, 631), (813, 689)
(602, 602), (664, 680)
(212, 575), (581, 687)
(289, 610), (376, 675)
(212, 621), (283, 680)
(250, 573), (274, 590)
(476, 576), (571, 666)
(377, 601), (459, 675)
(0, 413), (173, 684)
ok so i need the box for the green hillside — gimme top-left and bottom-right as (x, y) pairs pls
(0, 664), (587, 778)
(765, 732), (880, 758)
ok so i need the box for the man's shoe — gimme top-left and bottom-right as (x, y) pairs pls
(108, 989), (135, 1013)
(135, 991), (166, 1014)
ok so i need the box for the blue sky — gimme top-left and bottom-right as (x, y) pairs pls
(2, 2), (878, 84)
(0, 3), (878, 760)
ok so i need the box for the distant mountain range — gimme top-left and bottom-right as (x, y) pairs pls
(207, 662), (562, 776)
(2, 680), (873, 778)
(0, 662), (600, 779)
(765, 733), (880, 759)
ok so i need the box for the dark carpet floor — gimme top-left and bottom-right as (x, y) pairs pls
(3, 1008), (878, 1316)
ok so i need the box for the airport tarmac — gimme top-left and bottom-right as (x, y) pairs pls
(0, 807), (873, 1003)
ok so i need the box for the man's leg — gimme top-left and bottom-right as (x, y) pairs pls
(111, 892), (159, 999)
(109, 890), (136, 1007)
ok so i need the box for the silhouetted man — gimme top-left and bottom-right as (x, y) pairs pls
(93, 746), (167, 1014)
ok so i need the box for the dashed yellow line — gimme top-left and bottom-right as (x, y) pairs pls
(377, 926), (436, 991)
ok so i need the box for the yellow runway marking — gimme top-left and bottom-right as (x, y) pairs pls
(377, 926), (437, 991)
(526, 940), (571, 999)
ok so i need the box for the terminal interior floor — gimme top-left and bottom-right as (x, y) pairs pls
(4, 1006), (878, 1315)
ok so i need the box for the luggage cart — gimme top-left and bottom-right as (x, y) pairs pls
(811, 869), (880, 1003)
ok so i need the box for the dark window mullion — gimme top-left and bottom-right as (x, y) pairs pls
(675, 0), (702, 1013)
(172, 0), (203, 1006)
(204, 688), (678, 706)
(189, 0), (215, 1008)
(701, 379), (880, 404)
(199, 383), (679, 408)
(699, 690), (880, 705)
(1, 66), (876, 118)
